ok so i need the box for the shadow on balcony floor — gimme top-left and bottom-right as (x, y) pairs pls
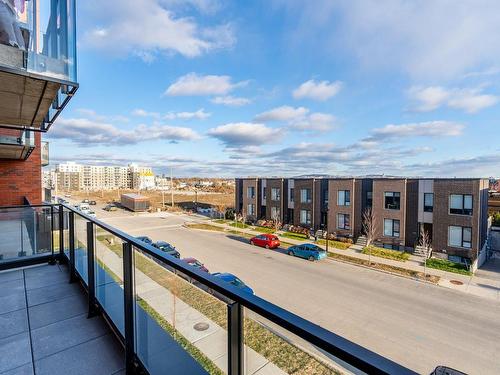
(0, 263), (125, 375)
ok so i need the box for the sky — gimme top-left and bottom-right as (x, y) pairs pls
(46, 0), (500, 178)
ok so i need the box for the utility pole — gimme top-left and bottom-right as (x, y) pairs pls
(170, 168), (174, 208)
(162, 190), (165, 209)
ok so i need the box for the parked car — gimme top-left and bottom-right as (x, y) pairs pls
(152, 241), (180, 258)
(87, 211), (96, 218)
(64, 194), (72, 198)
(183, 257), (209, 273)
(212, 273), (254, 294)
(79, 203), (90, 211)
(103, 204), (117, 211)
(430, 366), (467, 375)
(287, 243), (327, 261)
(135, 236), (153, 245)
(249, 234), (280, 249)
(82, 199), (89, 204)
(89, 200), (97, 205)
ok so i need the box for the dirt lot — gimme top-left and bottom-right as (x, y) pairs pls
(69, 189), (234, 212)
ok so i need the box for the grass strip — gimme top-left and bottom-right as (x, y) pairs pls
(281, 232), (309, 241)
(328, 252), (439, 283)
(185, 223), (226, 232)
(425, 258), (471, 276)
(316, 239), (351, 250)
(362, 246), (410, 262)
(252, 226), (276, 234)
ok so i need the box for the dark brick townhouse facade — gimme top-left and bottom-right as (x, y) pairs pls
(235, 177), (489, 262)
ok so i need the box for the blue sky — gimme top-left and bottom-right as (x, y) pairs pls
(47, 0), (500, 177)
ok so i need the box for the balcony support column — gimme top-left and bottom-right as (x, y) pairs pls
(228, 302), (243, 375)
(123, 242), (137, 374)
(87, 221), (99, 318)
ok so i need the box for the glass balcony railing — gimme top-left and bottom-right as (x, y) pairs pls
(0, 203), (418, 375)
(0, 0), (77, 83)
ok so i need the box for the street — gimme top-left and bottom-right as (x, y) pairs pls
(100, 210), (500, 375)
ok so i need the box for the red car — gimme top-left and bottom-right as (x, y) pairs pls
(182, 257), (209, 273)
(249, 234), (280, 249)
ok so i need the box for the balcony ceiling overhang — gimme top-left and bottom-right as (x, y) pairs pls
(0, 141), (34, 160)
(0, 69), (61, 131)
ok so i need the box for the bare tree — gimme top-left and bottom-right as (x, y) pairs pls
(271, 209), (282, 233)
(362, 207), (377, 265)
(419, 227), (432, 281)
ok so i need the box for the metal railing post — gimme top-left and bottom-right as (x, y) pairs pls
(123, 242), (136, 374)
(87, 221), (98, 317)
(228, 302), (243, 375)
(68, 211), (76, 283)
(59, 205), (64, 261)
(49, 205), (56, 265)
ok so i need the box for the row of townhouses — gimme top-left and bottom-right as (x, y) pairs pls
(50, 162), (155, 191)
(235, 177), (489, 263)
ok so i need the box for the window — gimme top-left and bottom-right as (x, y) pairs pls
(323, 189), (329, 206)
(337, 213), (350, 230)
(271, 206), (280, 219)
(384, 219), (400, 237)
(337, 190), (351, 206)
(448, 226), (472, 248)
(271, 187), (281, 201)
(247, 186), (255, 199)
(300, 188), (312, 203)
(290, 188), (294, 202)
(300, 209), (311, 225)
(384, 192), (401, 210)
(366, 191), (373, 207)
(424, 193), (434, 212)
(247, 204), (255, 216)
(263, 187), (267, 199)
(449, 194), (473, 215)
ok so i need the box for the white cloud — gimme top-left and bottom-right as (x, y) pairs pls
(165, 73), (244, 96)
(292, 79), (343, 101)
(254, 106), (335, 133)
(211, 96), (251, 106)
(164, 109), (211, 120)
(273, 0), (500, 79)
(49, 118), (200, 146)
(207, 122), (283, 147)
(408, 86), (499, 113)
(81, 0), (234, 60)
(254, 106), (309, 122)
(133, 108), (211, 120)
(370, 121), (464, 140)
(289, 113), (336, 132)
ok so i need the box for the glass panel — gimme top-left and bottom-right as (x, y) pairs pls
(95, 226), (124, 335)
(74, 214), (88, 283)
(464, 195), (473, 210)
(63, 208), (70, 257)
(133, 247), (228, 374)
(448, 226), (462, 247)
(337, 191), (344, 205)
(243, 308), (352, 374)
(450, 195), (462, 209)
(0, 206), (52, 262)
(384, 219), (392, 236)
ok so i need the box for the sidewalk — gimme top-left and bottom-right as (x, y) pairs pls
(198, 220), (500, 302)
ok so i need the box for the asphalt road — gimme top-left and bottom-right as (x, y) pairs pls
(101, 211), (500, 375)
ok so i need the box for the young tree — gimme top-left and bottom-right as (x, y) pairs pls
(419, 227), (432, 281)
(362, 207), (377, 265)
(271, 209), (282, 232)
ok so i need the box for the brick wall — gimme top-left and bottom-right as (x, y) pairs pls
(241, 178), (260, 220)
(433, 179), (480, 260)
(328, 179), (355, 237)
(372, 179), (407, 247)
(0, 130), (42, 206)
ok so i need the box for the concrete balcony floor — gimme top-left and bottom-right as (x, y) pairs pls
(0, 263), (124, 375)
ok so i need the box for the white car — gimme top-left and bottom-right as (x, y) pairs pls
(87, 211), (97, 218)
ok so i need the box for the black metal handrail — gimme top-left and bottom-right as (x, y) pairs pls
(1, 203), (417, 374)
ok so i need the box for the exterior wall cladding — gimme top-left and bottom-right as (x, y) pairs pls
(0, 130), (42, 206)
(235, 177), (489, 261)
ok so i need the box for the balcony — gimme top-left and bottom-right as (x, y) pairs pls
(0, 203), (416, 375)
(0, 0), (78, 132)
(0, 129), (35, 160)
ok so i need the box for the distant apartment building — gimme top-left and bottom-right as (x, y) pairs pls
(235, 177), (489, 263)
(53, 162), (154, 191)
